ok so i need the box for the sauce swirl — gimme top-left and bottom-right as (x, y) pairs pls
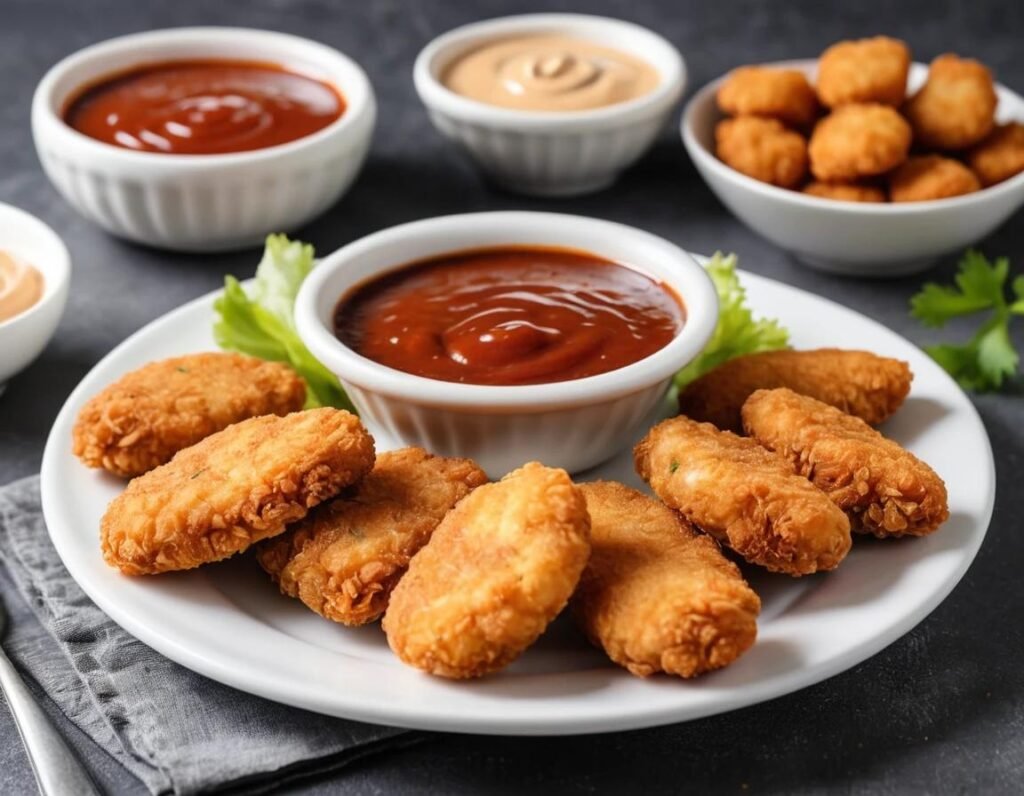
(63, 59), (344, 155)
(334, 247), (683, 386)
(0, 251), (44, 324)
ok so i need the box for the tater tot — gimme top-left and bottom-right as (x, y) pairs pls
(717, 66), (819, 127)
(904, 54), (997, 150)
(967, 122), (1024, 186)
(809, 103), (911, 180)
(716, 117), (808, 188)
(802, 180), (887, 202)
(572, 482), (760, 678)
(889, 155), (981, 202)
(817, 36), (911, 108)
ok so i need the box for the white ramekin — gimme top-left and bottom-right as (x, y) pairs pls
(296, 211), (718, 477)
(414, 14), (686, 197)
(0, 203), (70, 391)
(31, 27), (376, 252)
(683, 60), (1024, 277)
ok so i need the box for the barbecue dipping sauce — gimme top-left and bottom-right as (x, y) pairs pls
(334, 247), (684, 386)
(63, 59), (344, 155)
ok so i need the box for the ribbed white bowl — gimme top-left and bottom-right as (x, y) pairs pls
(414, 14), (686, 197)
(296, 212), (719, 477)
(32, 27), (376, 252)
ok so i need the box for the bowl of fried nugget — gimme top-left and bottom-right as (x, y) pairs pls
(682, 36), (1024, 277)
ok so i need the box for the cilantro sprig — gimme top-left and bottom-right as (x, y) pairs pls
(910, 250), (1024, 391)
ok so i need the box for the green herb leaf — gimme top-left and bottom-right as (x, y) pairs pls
(213, 235), (356, 412)
(910, 249), (1008, 327)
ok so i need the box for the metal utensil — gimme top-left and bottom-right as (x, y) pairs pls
(0, 594), (101, 795)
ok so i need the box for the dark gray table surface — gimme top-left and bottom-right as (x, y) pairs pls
(2, 0), (1022, 793)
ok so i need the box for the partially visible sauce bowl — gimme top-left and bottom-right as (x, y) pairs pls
(0, 250), (44, 324)
(334, 246), (684, 386)
(63, 59), (345, 154)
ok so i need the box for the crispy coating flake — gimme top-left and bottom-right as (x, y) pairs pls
(73, 353), (306, 478)
(571, 482), (760, 678)
(717, 66), (819, 127)
(889, 155), (981, 202)
(904, 54), (997, 150)
(808, 103), (911, 180)
(101, 409), (374, 575)
(382, 462), (591, 679)
(678, 348), (912, 434)
(742, 389), (949, 537)
(967, 122), (1024, 187)
(635, 417), (851, 576)
(257, 448), (487, 626)
(716, 117), (808, 188)
(817, 37), (911, 108)
(802, 180), (887, 202)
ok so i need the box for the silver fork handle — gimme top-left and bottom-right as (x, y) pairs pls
(0, 649), (101, 796)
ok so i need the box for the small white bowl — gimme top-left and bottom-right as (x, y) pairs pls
(0, 203), (70, 391)
(32, 27), (376, 252)
(414, 14), (686, 197)
(682, 60), (1024, 277)
(296, 211), (717, 477)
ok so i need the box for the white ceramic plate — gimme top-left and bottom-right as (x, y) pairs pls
(40, 268), (995, 735)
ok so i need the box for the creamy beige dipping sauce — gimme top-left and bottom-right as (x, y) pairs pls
(441, 35), (660, 111)
(0, 251), (44, 323)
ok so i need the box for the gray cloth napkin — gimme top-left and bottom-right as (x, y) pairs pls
(0, 475), (417, 795)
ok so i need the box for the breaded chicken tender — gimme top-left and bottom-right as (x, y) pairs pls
(802, 180), (886, 202)
(717, 66), (819, 127)
(101, 409), (374, 575)
(383, 462), (590, 679)
(817, 37), (911, 108)
(904, 54), (997, 150)
(73, 353), (306, 478)
(809, 103), (911, 180)
(635, 417), (851, 576)
(889, 155), (981, 202)
(572, 482), (760, 678)
(742, 389), (949, 537)
(716, 117), (808, 188)
(967, 122), (1024, 187)
(257, 448), (486, 626)
(678, 348), (913, 434)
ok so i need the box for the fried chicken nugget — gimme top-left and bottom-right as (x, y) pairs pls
(101, 409), (374, 575)
(808, 103), (911, 180)
(256, 448), (487, 626)
(571, 482), (760, 678)
(967, 122), (1024, 187)
(742, 389), (949, 538)
(635, 417), (851, 576)
(383, 462), (590, 679)
(73, 353), (306, 478)
(717, 66), (819, 127)
(817, 37), (911, 108)
(802, 180), (886, 202)
(678, 349), (913, 434)
(904, 54), (997, 151)
(716, 117), (808, 188)
(889, 155), (981, 202)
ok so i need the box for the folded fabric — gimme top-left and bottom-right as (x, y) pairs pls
(0, 476), (416, 795)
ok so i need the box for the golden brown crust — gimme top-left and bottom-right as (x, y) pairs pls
(817, 37), (911, 108)
(715, 117), (808, 188)
(73, 353), (306, 478)
(809, 103), (911, 180)
(802, 180), (887, 202)
(717, 66), (819, 127)
(904, 54), (997, 151)
(257, 448), (487, 626)
(677, 348), (913, 434)
(742, 389), (949, 537)
(634, 416), (851, 576)
(101, 409), (374, 575)
(967, 122), (1024, 187)
(382, 462), (591, 679)
(889, 155), (981, 202)
(572, 482), (760, 678)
